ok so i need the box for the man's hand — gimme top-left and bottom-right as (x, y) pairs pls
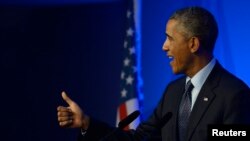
(57, 91), (89, 129)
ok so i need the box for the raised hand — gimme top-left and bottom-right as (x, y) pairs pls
(57, 91), (89, 129)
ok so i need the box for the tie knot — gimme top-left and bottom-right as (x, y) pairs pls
(185, 80), (194, 93)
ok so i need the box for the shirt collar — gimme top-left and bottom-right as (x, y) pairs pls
(186, 58), (216, 89)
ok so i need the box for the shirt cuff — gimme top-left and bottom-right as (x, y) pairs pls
(81, 128), (87, 136)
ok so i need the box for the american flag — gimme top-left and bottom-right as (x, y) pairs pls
(116, 0), (143, 130)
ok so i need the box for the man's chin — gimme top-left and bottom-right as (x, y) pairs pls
(172, 69), (182, 75)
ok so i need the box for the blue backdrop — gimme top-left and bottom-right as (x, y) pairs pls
(0, 0), (250, 141)
(142, 0), (250, 118)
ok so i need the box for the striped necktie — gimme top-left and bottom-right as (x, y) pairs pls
(178, 80), (194, 141)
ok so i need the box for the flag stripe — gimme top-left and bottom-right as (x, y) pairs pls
(118, 103), (129, 130)
(125, 98), (140, 129)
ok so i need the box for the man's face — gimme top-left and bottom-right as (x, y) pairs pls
(162, 19), (194, 75)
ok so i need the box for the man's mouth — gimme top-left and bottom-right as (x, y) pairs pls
(168, 56), (174, 62)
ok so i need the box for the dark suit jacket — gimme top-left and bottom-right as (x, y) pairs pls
(79, 62), (250, 141)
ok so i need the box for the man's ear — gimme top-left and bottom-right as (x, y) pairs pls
(189, 37), (200, 53)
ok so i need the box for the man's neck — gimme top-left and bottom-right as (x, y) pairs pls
(186, 54), (213, 78)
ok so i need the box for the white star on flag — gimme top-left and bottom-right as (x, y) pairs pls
(127, 10), (132, 18)
(127, 28), (134, 37)
(121, 71), (125, 79)
(126, 75), (134, 85)
(121, 88), (127, 97)
(124, 58), (130, 66)
(124, 41), (128, 48)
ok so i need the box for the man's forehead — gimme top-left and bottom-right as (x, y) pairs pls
(166, 19), (189, 39)
(166, 20), (178, 33)
(167, 19), (178, 27)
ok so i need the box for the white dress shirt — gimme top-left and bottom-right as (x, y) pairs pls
(186, 58), (216, 110)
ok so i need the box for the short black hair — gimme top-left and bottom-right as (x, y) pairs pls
(170, 6), (218, 53)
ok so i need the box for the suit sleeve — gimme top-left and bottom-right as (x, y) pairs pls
(77, 86), (170, 141)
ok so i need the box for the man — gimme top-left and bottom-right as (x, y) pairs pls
(57, 6), (250, 141)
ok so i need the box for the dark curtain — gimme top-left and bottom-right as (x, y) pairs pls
(0, 3), (125, 141)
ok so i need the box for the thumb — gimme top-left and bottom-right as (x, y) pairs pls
(61, 91), (74, 105)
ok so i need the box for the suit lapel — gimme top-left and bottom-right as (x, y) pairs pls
(186, 62), (223, 141)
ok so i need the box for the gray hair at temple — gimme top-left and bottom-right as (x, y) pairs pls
(170, 6), (218, 53)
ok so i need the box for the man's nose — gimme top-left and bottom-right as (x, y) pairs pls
(162, 40), (169, 51)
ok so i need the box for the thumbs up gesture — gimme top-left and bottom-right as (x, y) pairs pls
(57, 91), (89, 129)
